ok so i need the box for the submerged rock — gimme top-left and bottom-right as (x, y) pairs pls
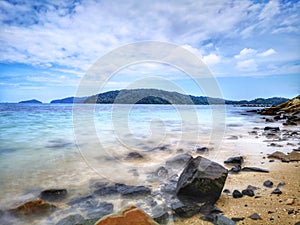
(9, 199), (56, 217)
(56, 214), (84, 225)
(94, 205), (158, 225)
(40, 189), (67, 202)
(94, 183), (151, 197)
(176, 156), (228, 204)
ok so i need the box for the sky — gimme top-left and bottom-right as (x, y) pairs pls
(0, 0), (299, 102)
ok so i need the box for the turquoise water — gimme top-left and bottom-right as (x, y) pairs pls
(0, 103), (261, 209)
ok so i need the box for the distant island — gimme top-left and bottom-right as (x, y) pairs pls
(18, 99), (42, 104)
(50, 88), (289, 106)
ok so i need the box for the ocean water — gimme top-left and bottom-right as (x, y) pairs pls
(0, 103), (263, 219)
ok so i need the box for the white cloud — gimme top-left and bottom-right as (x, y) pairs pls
(203, 53), (221, 66)
(236, 59), (257, 72)
(234, 48), (257, 59)
(258, 48), (276, 57)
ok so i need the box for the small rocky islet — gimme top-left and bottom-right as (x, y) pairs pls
(1, 96), (300, 225)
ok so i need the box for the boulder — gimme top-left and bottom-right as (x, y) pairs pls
(9, 199), (56, 217)
(176, 156), (228, 204)
(94, 205), (159, 225)
(40, 189), (67, 201)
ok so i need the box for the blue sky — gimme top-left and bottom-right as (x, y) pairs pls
(0, 0), (299, 102)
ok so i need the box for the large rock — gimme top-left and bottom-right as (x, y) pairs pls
(95, 205), (159, 225)
(261, 95), (300, 116)
(176, 156), (228, 204)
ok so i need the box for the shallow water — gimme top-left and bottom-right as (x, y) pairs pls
(0, 103), (277, 223)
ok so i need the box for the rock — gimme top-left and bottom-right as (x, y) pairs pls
(241, 167), (269, 173)
(267, 151), (287, 161)
(171, 201), (200, 218)
(263, 180), (273, 188)
(68, 195), (94, 206)
(40, 189), (67, 202)
(223, 189), (230, 194)
(126, 152), (143, 159)
(286, 198), (295, 205)
(224, 156), (244, 166)
(213, 214), (236, 225)
(285, 151), (300, 162)
(155, 166), (168, 178)
(242, 189), (255, 197)
(288, 209), (294, 214)
(94, 185), (118, 196)
(116, 183), (151, 197)
(249, 213), (262, 220)
(165, 153), (192, 170)
(86, 202), (113, 219)
(266, 118), (274, 122)
(229, 165), (241, 173)
(199, 204), (223, 215)
(9, 199), (56, 217)
(160, 182), (176, 195)
(94, 205), (159, 225)
(227, 135), (238, 140)
(268, 143), (283, 147)
(264, 126), (280, 132)
(277, 182), (286, 189)
(247, 185), (260, 191)
(271, 188), (282, 195)
(196, 147), (209, 153)
(56, 214), (85, 225)
(232, 190), (243, 198)
(152, 206), (169, 224)
(176, 156), (228, 204)
(231, 217), (245, 222)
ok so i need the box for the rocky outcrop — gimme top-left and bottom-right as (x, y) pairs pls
(261, 95), (300, 116)
(176, 156), (228, 204)
(94, 205), (159, 225)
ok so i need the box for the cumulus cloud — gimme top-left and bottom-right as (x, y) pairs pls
(258, 48), (276, 57)
(203, 54), (221, 66)
(234, 48), (258, 59)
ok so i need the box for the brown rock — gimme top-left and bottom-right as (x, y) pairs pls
(95, 205), (159, 225)
(267, 151), (287, 161)
(9, 199), (56, 217)
(285, 151), (300, 162)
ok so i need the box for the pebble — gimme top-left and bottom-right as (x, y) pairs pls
(286, 198), (295, 205)
(249, 213), (262, 220)
(263, 180), (273, 188)
(242, 189), (255, 197)
(271, 188), (282, 195)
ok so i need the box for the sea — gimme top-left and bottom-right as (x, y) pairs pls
(0, 103), (266, 223)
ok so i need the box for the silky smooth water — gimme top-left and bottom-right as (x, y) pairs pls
(0, 103), (261, 209)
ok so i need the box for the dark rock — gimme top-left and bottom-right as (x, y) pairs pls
(152, 206), (169, 224)
(277, 182), (286, 189)
(223, 189), (230, 194)
(288, 209), (294, 214)
(56, 214), (85, 225)
(247, 185), (260, 191)
(155, 166), (168, 178)
(242, 189), (254, 197)
(249, 213), (262, 220)
(199, 204), (222, 215)
(264, 126), (280, 132)
(116, 183), (151, 197)
(40, 189), (68, 202)
(229, 165), (241, 173)
(241, 167), (269, 173)
(227, 135), (238, 140)
(249, 131), (258, 135)
(165, 153), (192, 170)
(232, 190), (243, 198)
(224, 156), (244, 166)
(171, 201), (200, 218)
(268, 143), (283, 147)
(126, 152), (143, 159)
(263, 180), (273, 188)
(176, 156), (228, 204)
(266, 118), (274, 122)
(94, 185), (118, 196)
(196, 147), (209, 153)
(200, 214), (236, 225)
(232, 217), (245, 222)
(86, 202), (113, 219)
(271, 188), (282, 195)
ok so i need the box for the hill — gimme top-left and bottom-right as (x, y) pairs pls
(18, 99), (42, 104)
